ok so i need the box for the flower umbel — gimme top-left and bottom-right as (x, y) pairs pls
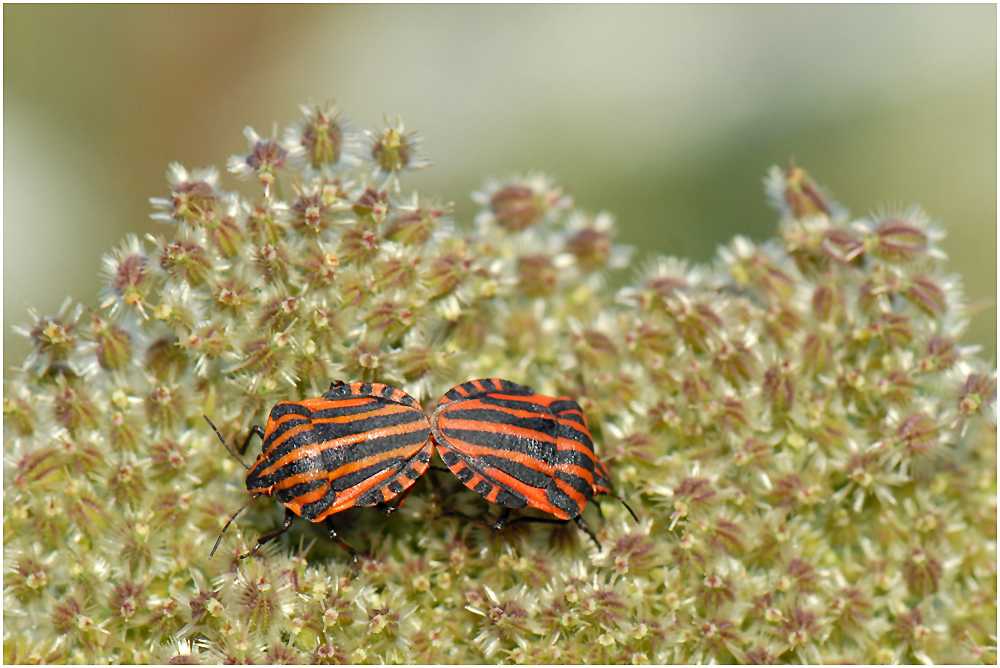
(3, 106), (995, 665)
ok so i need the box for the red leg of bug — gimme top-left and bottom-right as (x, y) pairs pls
(324, 518), (359, 578)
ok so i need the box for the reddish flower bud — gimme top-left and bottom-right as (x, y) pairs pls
(353, 188), (390, 218)
(877, 313), (914, 350)
(763, 305), (803, 348)
(145, 384), (185, 429)
(166, 177), (219, 226)
(574, 329), (618, 369)
(475, 174), (570, 232)
(491, 185), (543, 231)
(239, 337), (286, 376)
(904, 275), (947, 318)
(923, 335), (961, 371)
(706, 517), (744, 555)
(246, 204), (285, 245)
(644, 275), (689, 306)
(383, 206), (442, 246)
(52, 384), (99, 434)
(291, 189), (335, 233)
(802, 331), (834, 374)
(426, 244), (471, 298)
(671, 302), (724, 353)
(373, 255), (419, 291)
(287, 102), (360, 171)
(896, 413), (940, 455)
(254, 242), (293, 281)
(230, 127), (289, 191)
(517, 254), (558, 296)
(91, 316), (132, 372)
(339, 223), (380, 266)
(903, 548), (942, 596)
(300, 245), (339, 286)
(214, 276), (251, 311)
(811, 284), (845, 323)
(161, 241), (212, 286)
(368, 118), (427, 176)
(779, 162), (832, 219)
(565, 226), (612, 271)
(870, 218), (929, 263)
(698, 574), (736, 611)
(713, 340), (758, 386)
(822, 228), (864, 265)
(957, 372), (997, 418)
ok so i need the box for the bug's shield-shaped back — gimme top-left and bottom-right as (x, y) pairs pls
(430, 378), (599, 520)
(249, 382), (433, 522)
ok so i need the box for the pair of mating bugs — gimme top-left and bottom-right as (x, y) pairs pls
(205, 378), (638, 571)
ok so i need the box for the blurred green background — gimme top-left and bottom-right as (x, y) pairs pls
(4, 5), (996, 367)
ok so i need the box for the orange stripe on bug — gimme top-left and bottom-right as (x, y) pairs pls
(430, 378), (639, 549)
(205, 380), (433, 575)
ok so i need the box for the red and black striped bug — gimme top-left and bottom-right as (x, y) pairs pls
(429, 378), (638, 548)
(205, 381), (433, 573)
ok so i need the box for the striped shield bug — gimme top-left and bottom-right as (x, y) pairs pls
(429, 378), (638, 548)
(205, 381), (433, 573)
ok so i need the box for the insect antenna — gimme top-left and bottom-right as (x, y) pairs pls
(619, 497), (640, 523)
(203, 415), (251, 470)
(209, 493), (262, 558)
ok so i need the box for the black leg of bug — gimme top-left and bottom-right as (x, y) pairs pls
(376, 501), (398, 516)
(209, 492), (263, 558)
(573, 515), (602, 549)
(238, 425), (266, 456)
(376, 483), (419, 516)
(241, 507), (297, 559)
(203, 415), (263, 468)
(489, 506), (515, 531)
(496, 508), (604, 550)
(436, 509), (495, 530)
(324, 518), (359, 578)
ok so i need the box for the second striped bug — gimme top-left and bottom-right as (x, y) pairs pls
(205, 381), (433, 573)
(429, 378), (638, 548)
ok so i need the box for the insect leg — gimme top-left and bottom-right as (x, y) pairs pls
(208, 493), (261, 559)
(436, 509), (495, 531)
(378, 483), (417, 516)
(501, 512), (603, 550)
(237, 425), (266, 457)
(203, 415), (260, 469)
(324, 518), (359, 578)
(490, 506), (514, 531)
(241, 508), (295, 558)
(574, 515), (602, 550)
